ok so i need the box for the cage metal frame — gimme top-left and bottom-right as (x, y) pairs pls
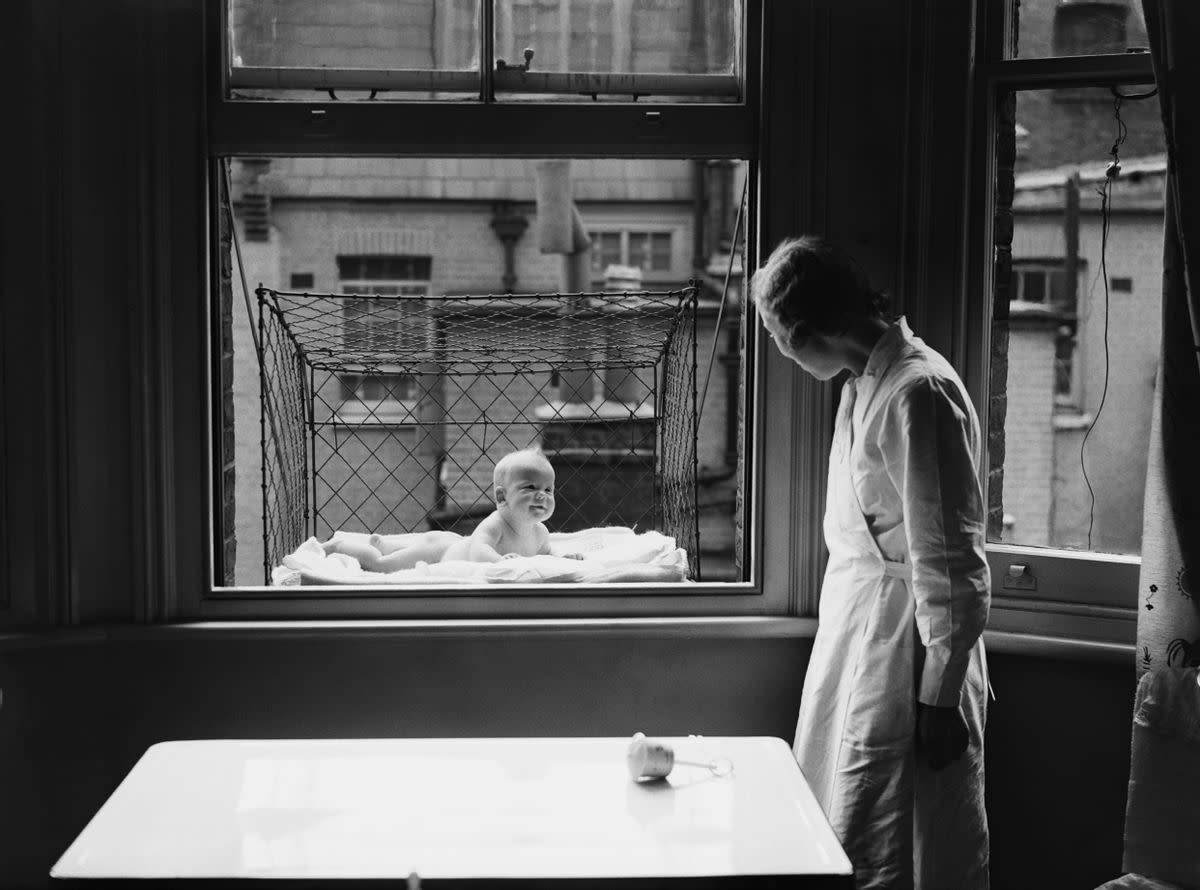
(257, 282), (700, 583)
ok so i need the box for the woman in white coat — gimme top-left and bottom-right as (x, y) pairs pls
(751, 236), (991, 890)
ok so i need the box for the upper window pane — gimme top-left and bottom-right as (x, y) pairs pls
(225, 0), (742, 102)
(493, 0), (741, 101)
(228, 0), (481, 99)
(1013, 0), (1150, 60)
(989, 85), (1165, 556)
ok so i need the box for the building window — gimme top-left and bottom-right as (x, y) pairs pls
(590, 232), (623, 272)
(337, 255), (432, 411)
(631, 232), (673, 272)
(589, 230), (675, 276)
(1012, 261), (1067, 304)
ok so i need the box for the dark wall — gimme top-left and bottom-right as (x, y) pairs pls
(1, 637), (1134, 889)
(0, 2), (1139, 889)
(1, 633), (812, 887)
(985, 651), (1136, 890)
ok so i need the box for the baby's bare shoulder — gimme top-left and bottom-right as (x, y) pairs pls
(471, 511), (504, 538)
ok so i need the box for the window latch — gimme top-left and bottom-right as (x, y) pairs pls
(1002, 564), (1037, 591)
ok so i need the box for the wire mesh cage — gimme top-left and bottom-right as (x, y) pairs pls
(257, 283), (700, 582)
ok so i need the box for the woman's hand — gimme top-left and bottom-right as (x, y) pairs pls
(916, 703), (969, 770)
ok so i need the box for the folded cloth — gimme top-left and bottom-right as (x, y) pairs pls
(1121, 667), (1200, 889)
(277, 527), (690, 586)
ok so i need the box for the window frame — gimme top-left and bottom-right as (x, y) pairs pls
(226, 0), (741, 102)
(964, 0), (1156, 643)
(192, 0), (830, 620)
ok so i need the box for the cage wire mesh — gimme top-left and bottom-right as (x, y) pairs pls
(257, 284), (699, 582)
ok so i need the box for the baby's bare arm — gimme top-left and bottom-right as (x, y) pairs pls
(464, 514), (509, 562)
(539, 525), (584, 559)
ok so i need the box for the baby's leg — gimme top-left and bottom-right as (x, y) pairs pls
(367, 531), (462, 571)
(370, 530), (460, 556)
(322, 537), (389, 571)
(439, 536), (474, 562)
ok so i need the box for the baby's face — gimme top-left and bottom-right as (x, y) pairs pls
(498, 462), (556, 524)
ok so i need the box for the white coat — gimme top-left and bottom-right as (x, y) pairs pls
(794, 318), (991, 890)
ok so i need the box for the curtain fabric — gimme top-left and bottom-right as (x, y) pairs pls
(1117, 2), (1200, 886)
(1136, 0), (1200, 674)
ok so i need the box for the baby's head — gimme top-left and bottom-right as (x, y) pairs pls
(493, 447), (556, 525)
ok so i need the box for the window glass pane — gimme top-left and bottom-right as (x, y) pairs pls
(221, 156), (748, 586)
(494, 0), (742, 101)
(1014, 0), (1150, 59)
(590, 231), (623, 272)
(649, 232), (672, 270)
(989, 86), (1165, 555)
(228, 0), (481, 100)
(628, 231), (673, 272)
(1017, 267), (1047, 303)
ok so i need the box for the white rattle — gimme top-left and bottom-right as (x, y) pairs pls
(625, 732), (733, 780)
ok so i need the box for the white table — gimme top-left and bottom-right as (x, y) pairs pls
(51, 737), (853, 887)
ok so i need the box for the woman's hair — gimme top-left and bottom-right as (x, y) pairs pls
(749, 235), (890, 338)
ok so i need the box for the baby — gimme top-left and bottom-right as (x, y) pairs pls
(322, 447), (580, 572)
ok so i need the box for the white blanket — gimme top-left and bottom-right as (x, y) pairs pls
(273, 527), (690, 586)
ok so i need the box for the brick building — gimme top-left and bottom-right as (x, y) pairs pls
(1001, 156), (1164, 553)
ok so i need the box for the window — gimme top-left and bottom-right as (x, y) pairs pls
(336, 254), (433, 414)
(1011, 259), (1066, 305)
(223, 0), (740, 104)
(1016, 0), (1149, 59)
(971, 0), (1160, 640)
(589, 229), (676, 277)
(590, 232), (622, 272)
(227, 156), (743, 587)
(209, 1), (772, 615)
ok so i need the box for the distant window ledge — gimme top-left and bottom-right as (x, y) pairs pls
(1053, 411), (1094, 430)
(332, 399), (418, 425)
(535, 398), (654, 421)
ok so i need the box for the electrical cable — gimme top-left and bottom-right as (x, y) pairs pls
(1079, 87), (1139, 550)
(223, 159), (262, 357)
(698, 174), (748, 425)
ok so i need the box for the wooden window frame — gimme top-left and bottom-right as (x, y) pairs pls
(184, 0), (842, 621)
(964, 0), (1155, 645)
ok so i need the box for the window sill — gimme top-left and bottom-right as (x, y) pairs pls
(983, 628), (1134, 665)
(2, 616), (1135, 664)
(0, 616), (817, 651)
